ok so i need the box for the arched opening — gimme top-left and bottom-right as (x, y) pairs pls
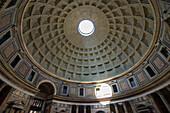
(38, 82), (55, 113)
(60, 109), (66, 113)
(38, 82), (55, 95)
(96, 110), (105, 113)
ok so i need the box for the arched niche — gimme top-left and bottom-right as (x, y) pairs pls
(38, 82), (55, 95)
(96, 110), (105, 113)
(60, 109), (66, 113)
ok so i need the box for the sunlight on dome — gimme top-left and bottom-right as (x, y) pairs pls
(100, 101), (110, 105)
(78, 19), (95, 36)
(95, 83), (112, 99)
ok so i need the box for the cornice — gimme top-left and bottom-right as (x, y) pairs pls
(43, 69), (169, 103)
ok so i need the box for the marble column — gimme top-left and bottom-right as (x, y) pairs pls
(107, 104), (111, 113)
(76, 105), (78, 113)
(114, 104), (119, 113)
(129, 101), (137, 113)
(157, 91), (170, 112)
(91, 105), (93, 113)
(123, 102), (128, 113)
(41, 100), (46, 113)
(69, 105), (72, 113)
(84, 106), (86, 113)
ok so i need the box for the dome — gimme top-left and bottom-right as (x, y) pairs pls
(0, 0), (169, 113)
(22, 0), (155, 82)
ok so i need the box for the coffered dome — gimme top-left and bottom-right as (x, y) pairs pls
(22, 0), (155, 82)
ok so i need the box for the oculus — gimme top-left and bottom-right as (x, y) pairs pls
(78, 19), (95, 36)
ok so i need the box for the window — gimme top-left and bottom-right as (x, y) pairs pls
(28, 71), (36, 82)
(128, 78), (137, 87)
(0, 31), (11, 45)
(145, 66), (156, 78)
(79, 88), (84, 96)
(112, 84), (119, 93)
(62, 86), (68, 94)
(10, 55), (21, 68)
(160, 47), (169, 58)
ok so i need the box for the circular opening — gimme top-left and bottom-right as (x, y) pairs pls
(78, 19), (95, 36)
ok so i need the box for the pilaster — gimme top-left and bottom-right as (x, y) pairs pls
(123, 102), (128, 113)
(129, 101), (137, 113)
(114, 104), (119, 113)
